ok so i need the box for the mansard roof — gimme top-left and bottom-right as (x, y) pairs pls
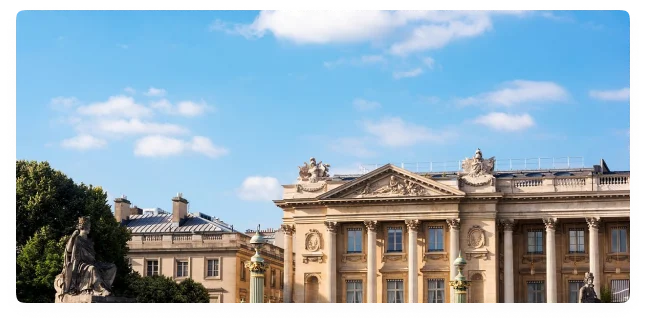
(124, 213), (236, 234)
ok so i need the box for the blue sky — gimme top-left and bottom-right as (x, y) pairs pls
(16, 10), (629, 231)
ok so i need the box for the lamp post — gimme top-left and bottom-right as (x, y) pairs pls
(449, 251), (470, 303)
(245, 225), (267, 303)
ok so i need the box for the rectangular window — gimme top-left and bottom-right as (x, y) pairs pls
(207, 259), (220, 277)
(346, 280), (363, 303)
(427, 279), (445, 303)
(280, 270), (284, 289)
(569, 229), (585, 253)
(528, 230), (544, 254)
(240, 262), (246, 281)
(347, 228), (363, 253)
(146, 260), (159, 276)
(611, 279), (630, 303)
(271, 269), (276, 288)
(176, 261), (188, 277)
(387, 227), (403, 253)
(527, 281), (545, 303)
(568, 280), (584, 303)
(611, 228), (628, 253)
(387, 280), (404, 303)
(428, 227), (444, 252)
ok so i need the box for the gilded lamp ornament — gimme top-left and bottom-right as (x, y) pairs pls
(449, 251), (471, 303)
(245, 225), (267, 303)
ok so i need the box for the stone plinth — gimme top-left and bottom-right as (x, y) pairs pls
(56, 294), (136, 303)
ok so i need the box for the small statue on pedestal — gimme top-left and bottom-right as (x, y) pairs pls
(578, 272), (601, 303)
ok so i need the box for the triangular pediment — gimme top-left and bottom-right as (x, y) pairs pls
(318, 164), (465, 200)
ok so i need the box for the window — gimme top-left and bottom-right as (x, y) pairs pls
(346, 280), (363, 303)
(611, 228), (628, 253)
(240, 261), (246, 281)
(387, 280), (404, 303)
(207, 259), (220, 277)
(280, 270), (284, 289)
(528, 230), (544, 254)
(176, 260), (188, 277)
(568, 280), (584, 303)
(428, 227), (444, 252)
(569, 229), (585, 253)
(146, 260), (159, 276)
(387, 227), (403, 253)
(527, 281), (545, 303)
(347, 228), (363, 253)
(611, 279), (630, 303)
(271, 269), (276, 288)
(427, 279), (444, 303)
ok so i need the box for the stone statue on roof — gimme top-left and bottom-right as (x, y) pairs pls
(297, 157), (330, 183)
(459, 148), (496, 187)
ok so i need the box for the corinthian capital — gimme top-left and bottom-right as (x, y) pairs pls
(405, 219), (421, 232)
(324, 221), (339, 233)
(280, 224), (295, 235)
(364, 220), (378, 232)
(499, 219), (516, 232)
(585, 217), (601, 229)
(446, 218), (461, 230)
(542, 218), (558, 230)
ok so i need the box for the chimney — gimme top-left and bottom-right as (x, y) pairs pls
(114, 195), (131, 224)
(130, 205), (143, 215)
(172, 192), (188, 227)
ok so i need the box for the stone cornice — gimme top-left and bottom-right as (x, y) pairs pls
(274, 195), (462, 208)
(500, 191), (629, 201)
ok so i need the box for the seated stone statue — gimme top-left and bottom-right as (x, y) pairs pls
(54, 217), (117, 301)
(578, 272), (601, 303)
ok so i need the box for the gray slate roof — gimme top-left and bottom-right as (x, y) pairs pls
(124, 213), (234, 234)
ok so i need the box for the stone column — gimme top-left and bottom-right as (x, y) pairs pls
(447, 218), (461, 302)
(405, 219), (420, 303)
(324, 221), (339, 303)
(280, 224), (295, 303)
(543, 218), (558, 303)
(365, 220), (378, 303)
(585, 217), (601, 291)
(501, 219), (515, 303)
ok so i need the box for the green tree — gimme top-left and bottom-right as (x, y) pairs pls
(178, 278), (210, 303)
(16, 160), (132, 302)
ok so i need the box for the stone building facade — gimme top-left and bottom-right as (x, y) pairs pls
(114, 194), (285, 303)
(274, 151), (630, 303)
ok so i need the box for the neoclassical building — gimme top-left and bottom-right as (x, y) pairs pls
(274, 151), (630, 303)
(114, 194), (285, 303)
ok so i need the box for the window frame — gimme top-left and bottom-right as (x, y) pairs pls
(205, 257), (222, 279)
(527, 229), (545, 254)
(386, 279), (405, 303)
(427, 278), (445, 303)
(240, 261), (247, 281)
(610, 227), (628, 253)
(346, 280), (363, 303)
(347, 228), (363, 253)
(568, 228), (585, 254)
(527, 281), (545, 303)
(175, 259), (189, 278)
(427, 226), (444, 252)
(568, 280), (584, 303)
(145, 258), (160, 277)
(387, 227), (404, 253)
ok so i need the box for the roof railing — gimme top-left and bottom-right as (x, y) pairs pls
(353, 157), (585, 175)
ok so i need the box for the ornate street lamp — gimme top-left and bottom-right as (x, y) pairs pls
(245, 225), (267, 303)
(449, 251), (470, 303)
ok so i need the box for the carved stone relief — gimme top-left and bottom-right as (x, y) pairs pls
(305, 229), (322, 252)
(468, 226), (486, 249)
(348, 175), (431, 198)
(459, 148), (496, 187)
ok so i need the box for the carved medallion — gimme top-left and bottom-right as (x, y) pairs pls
(305, 229), (322, 252)
(468, 226), (486, 248)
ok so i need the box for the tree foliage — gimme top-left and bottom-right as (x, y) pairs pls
(121, 274), (210, 303)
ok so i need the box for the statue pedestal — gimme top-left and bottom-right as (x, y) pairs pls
(56, 294), (136, 303)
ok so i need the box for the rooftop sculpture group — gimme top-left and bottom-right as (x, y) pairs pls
(298, 157), (330, 183)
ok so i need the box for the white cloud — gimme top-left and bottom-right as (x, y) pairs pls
(150, 99), (209, 117)
(456, 80), (568, 108)
(363, 117), (451, 147)
(77, 95), (152, 118)
(473, 112), (535, 131)
(217, 11), (525, 56)
(134, 135), (228, 159)
(353, 98), (381, 111)
(144, 87), (167, 97)
(61, 134), (107, 150)
(422, 57), (435, 69)
(589, 88), (630, 101)
(328, 137), (375, 158)
(324, 55), (386, 69)
(393, 68), (423, 79)
(190, 136), (229, 158)
(541, 12), (575, 23)
(92, 118), (189, 136)
(237, 176), (282, 201)
(50, 96), (80, 109)
(124, 87), (136, 94)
